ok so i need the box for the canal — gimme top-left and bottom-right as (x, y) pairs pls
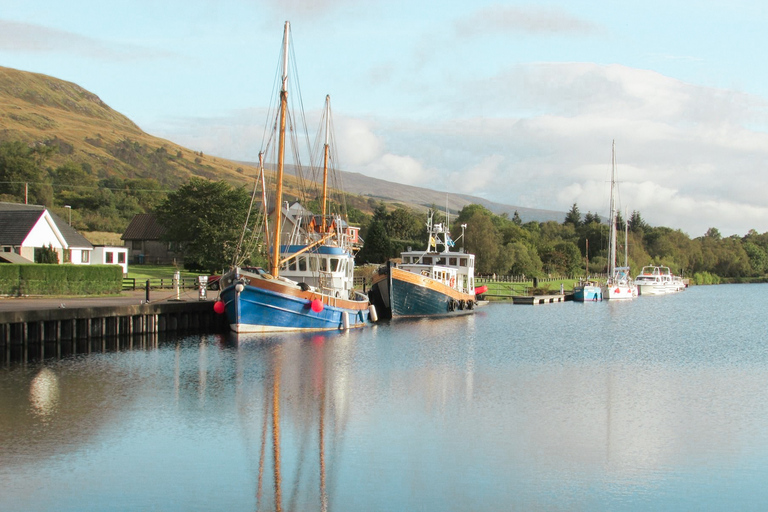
(2, 284), (768, 511)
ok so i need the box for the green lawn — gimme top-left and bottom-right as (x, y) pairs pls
(126, 265), (201, 280)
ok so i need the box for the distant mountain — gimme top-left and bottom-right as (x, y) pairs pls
(0, 65), (564, 223)
(332, 170), (565, 223)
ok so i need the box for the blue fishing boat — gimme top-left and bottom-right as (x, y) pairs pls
(572, 280), (603, 301)
(216, 23), (373, 333)
(368, 214), (485, 319)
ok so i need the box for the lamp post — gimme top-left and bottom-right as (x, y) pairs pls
(64, 205), (71, 226)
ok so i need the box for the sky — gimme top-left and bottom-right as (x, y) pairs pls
(1, 0), (768, 237)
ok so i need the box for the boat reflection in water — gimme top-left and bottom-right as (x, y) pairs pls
(4, 285), (768, 510)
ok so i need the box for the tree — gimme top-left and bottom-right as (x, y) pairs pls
(512, 210), (522, 226)
(0, 141), (53, 205)
(156, 178), (253, 273)
(628, 211), (648, 233)
(35, 244), (59, 264)
(564, 203), (581, 227)
(357, 219), (390, 264)
(583, 212), (601, 225)
(464, 212), (500, 274)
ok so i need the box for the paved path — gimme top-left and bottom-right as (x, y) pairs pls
(0, 288), (216, 313)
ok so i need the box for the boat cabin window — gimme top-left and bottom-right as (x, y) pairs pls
(320, 258), (328, 272)
(438, 258), (446, 265)
(309, 256), (318, 271)
(449, 257), (457, 266)
(402, 256), (410, 263)
(330, 258), (340, 272)
(298, 256), (307, 272)
(422, 257), (432, 265)
(460, 258), (467, 267)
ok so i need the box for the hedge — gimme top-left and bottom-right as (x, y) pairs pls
(0, 264), (123, 296)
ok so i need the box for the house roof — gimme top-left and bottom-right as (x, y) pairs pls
(0, 252), (34, 264)
(121, 213), (166, 240)
(0, 202), (93, 249)
(0, 209), (44, 245)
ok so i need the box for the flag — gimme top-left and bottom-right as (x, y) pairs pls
(446, 235), (455, 247)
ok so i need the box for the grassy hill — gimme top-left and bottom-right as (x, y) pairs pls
(0, 66), (257, 188)
(0, 65), (564, 230)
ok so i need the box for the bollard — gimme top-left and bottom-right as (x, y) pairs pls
(173, 271), (181, 300)
(145, 279), (150, 303)
(198, 275), (208, 301)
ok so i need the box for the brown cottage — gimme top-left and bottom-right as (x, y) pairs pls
(121, 213), (184, 265)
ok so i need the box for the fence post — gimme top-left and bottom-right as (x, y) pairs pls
(145, 279), (150, 304)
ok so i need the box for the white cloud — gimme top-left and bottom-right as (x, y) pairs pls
(0, 19), (171, 60)
(455, 5), (601, 36)
(147, 61), (768, 237)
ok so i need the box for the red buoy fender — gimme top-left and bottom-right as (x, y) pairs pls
(475, 285), (488, 295)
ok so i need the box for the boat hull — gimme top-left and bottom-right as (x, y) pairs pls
(369, 264), (477, 319)
(602, 284), (637, 300)
(573, 285), (603, 302)
(219, 272), (370, 333)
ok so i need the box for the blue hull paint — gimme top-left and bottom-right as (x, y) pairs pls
(573, 285), (603, 302)
(370, 266), (475, 319)
(220, 283), (369, 333)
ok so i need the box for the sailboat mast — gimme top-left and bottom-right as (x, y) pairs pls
(271, 21), (290, 278)
(321, 95), (330, 233)
(624, 207), (629, 267)
(608, 140), (617, 278)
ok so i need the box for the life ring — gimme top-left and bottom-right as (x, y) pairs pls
(449, 276), (455, 288)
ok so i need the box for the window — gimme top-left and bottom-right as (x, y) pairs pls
(460, 258), (467, 267)
(309, 256), (318, 271)
(423, 257), (432, 265)
(298, 256), (307, 271)
(118, 252), (126, 264)
(82, 251), (90, 263)
(288, 258), (297, 271)
(330, 258), (340, 272)
(320, 258), (328, 272)
(63, 249), (71, 263)
(105, 252), (114, 263)
(449, 258), (457, 266)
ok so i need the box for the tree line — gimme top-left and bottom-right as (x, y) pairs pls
(0, 140), (167, 231)
(3, 140), (765, 283)
(357, 201), (768, 285)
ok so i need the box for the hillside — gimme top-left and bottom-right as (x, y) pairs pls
(0, 65), (564, 223)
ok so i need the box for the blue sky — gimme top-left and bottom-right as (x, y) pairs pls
(1, 0), (767, 236)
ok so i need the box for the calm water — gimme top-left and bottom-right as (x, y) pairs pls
(3, 284), (768, 511)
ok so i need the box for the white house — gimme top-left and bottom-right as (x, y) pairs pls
(92, 246), (129, 274)
(0, 202), (128, 274)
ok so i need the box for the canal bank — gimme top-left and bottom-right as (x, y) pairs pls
(0, 289), (226, 347)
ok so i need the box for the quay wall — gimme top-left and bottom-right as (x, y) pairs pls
(0, 300), (227, 345)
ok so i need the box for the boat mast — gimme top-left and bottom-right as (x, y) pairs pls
(624, 207), (629, 268)
(321, 95), (330, 233)
(271, 21), (290, 278)
(608, 140), (617, 279)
